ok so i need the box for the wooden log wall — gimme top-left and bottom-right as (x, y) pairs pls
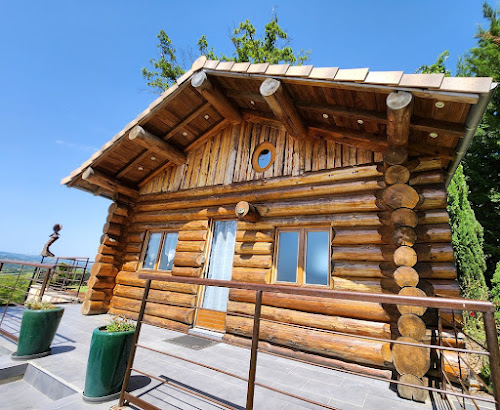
(140, 122), (383, 195)
(379, 91), (430, 402)
(92, 156), (460, 379)
(226, 165), (456, 377)
(81, 201), (133, 315)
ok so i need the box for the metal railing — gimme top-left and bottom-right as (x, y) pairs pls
(39, 256), (91, 301)
(0, 258), (90, 342)
(118, 274), (500, 410)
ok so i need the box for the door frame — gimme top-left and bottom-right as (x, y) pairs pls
(193, 218), (236, 331)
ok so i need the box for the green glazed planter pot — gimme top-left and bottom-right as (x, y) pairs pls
(13, 307), (64, 359)
(83, 326), (135, 403)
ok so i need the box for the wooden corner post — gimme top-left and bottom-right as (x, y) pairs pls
(381, 91), (431, 402)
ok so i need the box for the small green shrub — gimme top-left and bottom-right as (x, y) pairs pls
(105, 315), (135, 333)
(25, 300), (56, 310)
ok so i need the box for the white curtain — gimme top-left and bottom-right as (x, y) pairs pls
(202, 220), (237, 312)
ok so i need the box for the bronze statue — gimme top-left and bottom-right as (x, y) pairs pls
(41, 224), (62, 257)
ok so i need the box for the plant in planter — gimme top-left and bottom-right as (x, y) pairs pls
(83, 315), (136, 403)
(12, 300), (64, 360)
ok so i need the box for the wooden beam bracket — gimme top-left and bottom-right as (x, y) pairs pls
(82, 167), (138, 199)
(191, 71), (242, 124)
(129, 125), (187, 165)
(260, 78), (307, 139)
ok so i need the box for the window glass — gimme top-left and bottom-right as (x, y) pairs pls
(276, 231), (299, 283)
(158, 232), (178, 271)
(202, 220), (237, 311)
(258, 149), (271, 169)
(305, 231), (329, 285)
(143, 233), (162, 269)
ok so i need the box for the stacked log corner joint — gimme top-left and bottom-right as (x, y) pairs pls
(81, 201), (131, 315)
(383, 91), (430, 403)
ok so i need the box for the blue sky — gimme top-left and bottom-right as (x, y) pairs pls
(0, 0), (488, 259)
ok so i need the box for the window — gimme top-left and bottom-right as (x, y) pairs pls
(275, 229), (330, 286)
(252, 142), (276, 173)
(142, 231), (178, 271)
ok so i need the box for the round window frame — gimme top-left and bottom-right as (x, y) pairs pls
(252, 142), (276, 173)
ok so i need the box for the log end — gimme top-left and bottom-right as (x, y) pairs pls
(191, 71), (208, 88)
(260, 78), (281, 97)
(129, 125), (145, 141)
(387, 91), (413, 111)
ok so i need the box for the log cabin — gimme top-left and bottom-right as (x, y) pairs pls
(62, 56), (496, 400)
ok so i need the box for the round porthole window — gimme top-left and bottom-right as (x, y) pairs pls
(252, 142), (276, 173)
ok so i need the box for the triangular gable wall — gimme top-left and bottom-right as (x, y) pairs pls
(140, 121), (382, 195)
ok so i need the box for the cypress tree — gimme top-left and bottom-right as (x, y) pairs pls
(417, 55), (489, 301)
(459, 2), (500, 283)
(447, 165), (489, 300)
(490, 262), (500, 321)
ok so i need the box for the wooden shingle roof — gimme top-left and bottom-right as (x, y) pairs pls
(62, 56), (496, 200)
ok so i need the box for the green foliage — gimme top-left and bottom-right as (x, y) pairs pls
(447, 165), (489, 301)
(25, 299), (56, 310)
(143, 14), (310, 93)
(142, 30), (185, 94)
(416, 51), (452, 76)
(459, 2), (500, 283)
(491, 262), (500, 321)
(417, 52), (489, 303)
(105, 315), (135, 332)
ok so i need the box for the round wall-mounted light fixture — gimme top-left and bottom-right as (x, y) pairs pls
(357, 119), (364, 125)
(429, 132), (438, 138)
(435, 101), (445, 108)
(151, 156), (156, 161)
(322, 113), (329, 119)
(138, 166), (144, 171)
(182, 132), (188, 136)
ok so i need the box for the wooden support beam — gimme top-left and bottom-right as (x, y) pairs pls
(228, 90), (463, 138)
(163, 101), (211, 141)
(129, 125), (187, 166)
(242, 110), (455, 160)
(82, 167), (138, 198)
(185, 119), (230, 152)
(138, 161), (174, 188)
(260, 78), (307, 139)
(308, 124), (387, 152)
(411, 118), (465, 138)
(116, 149), (149, 179)
(386, 91), (413, 147)
(191, 71), (242, 124)
(298, 102), (387, 123)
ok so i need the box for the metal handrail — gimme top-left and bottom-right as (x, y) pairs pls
(0, 259), (56, 269)
(137, 271), (496, 312)
(118, 273), (500, 410)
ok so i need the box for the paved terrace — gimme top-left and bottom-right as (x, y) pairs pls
(0, 304), (474, 410)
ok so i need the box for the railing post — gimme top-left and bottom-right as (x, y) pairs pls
(39, 267), (53, 298)
(246, 290), (263, 410)
(483, 311), (500, 410)
(119, 279), (152, 407)
(76, 258), (90, 300)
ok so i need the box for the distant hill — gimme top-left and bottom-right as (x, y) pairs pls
(0, 251), (42, 263)
(0, 251), (93, 271)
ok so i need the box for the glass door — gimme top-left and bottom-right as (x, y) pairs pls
(195, 220), (237, 331)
